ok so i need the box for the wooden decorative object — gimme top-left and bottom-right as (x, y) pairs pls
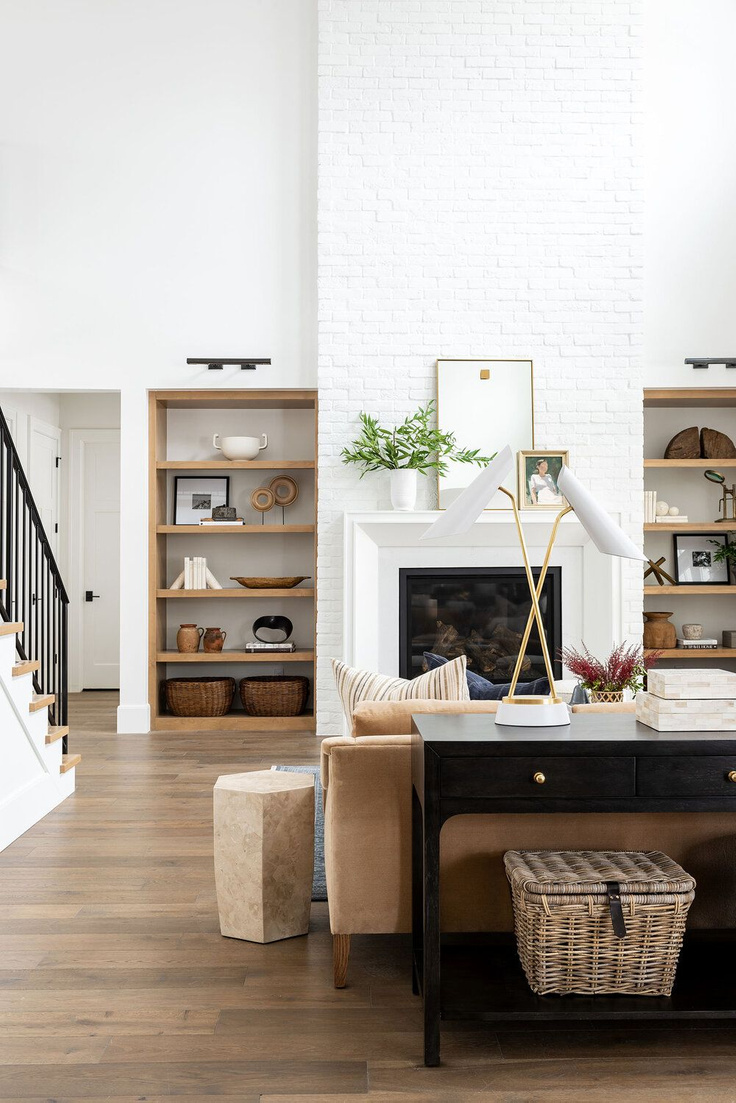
(664, 426), (700, 459)
(251, 487), (275, 512)
(269, 475), (299, 507)
(644, 557), (676, 587)
(701, 427), (736, 459)
(643, 611), (676, 649)
(589, 690), (625, 704)
(230, 576), (310, 589)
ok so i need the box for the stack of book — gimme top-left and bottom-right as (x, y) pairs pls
(677, 637), (718, 649)
(199, 516), (244, 526)
(656, 514), (689, 523)
(644, 491), (658, 523)
(244, 641), (297, 653)
(169, 557), (223, 590)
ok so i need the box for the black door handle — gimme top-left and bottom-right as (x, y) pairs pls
(85, 591), (101, 602)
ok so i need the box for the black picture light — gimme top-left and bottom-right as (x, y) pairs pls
(186, 358), (272, 371)
(685, 358), (736, 370)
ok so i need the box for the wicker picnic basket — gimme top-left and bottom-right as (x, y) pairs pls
(239, 675), (309, 717)
(164, 677), (235, 717)
(504, 850), (695, 997)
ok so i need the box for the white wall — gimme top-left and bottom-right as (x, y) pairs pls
(0, 1), (317, 730)
(644, 0), (736, 387)
(317, 0), (645, 734)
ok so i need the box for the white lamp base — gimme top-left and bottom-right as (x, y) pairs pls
(495, 696), (571, 728)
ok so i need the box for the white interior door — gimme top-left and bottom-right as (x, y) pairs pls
(28, 416), (61, 554)
(80, 433), (120, 689)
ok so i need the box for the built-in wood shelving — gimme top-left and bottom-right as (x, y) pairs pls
(149, 389), (318, 733)
(157, 588), (314, 599)
(157, 650), (315, 663)
(645, 648), (736, 659)
(644, 458), (736, 468)
(644, 523), (731, 533)
(157, 524), (314, 535)
(644, 585), (736, 595)
(644, 388), (736, 409)
(157, 460), (315, 470)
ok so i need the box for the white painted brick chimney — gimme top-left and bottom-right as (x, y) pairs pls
(317, 0), (644, 734)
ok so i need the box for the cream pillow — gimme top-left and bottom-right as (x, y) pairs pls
(332, 655), (470, 720)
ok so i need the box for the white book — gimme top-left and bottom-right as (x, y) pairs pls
(677, 638), (718, 647)
(184, 557), (192, 590)
(655, 516), (689, 523)
(205, 567), (223, 590)
(169, 569), (185, 590)
(198, 557), (206, 589)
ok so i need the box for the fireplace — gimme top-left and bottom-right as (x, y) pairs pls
(399, 567), (562, 684)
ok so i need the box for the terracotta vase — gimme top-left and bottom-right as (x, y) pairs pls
(177, 624), (203, 653)
(203, 627), (227, 653)
(643, 611), (676, 650)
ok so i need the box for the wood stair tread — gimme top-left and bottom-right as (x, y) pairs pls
(60, 753), (81, 774)
(46, 726), (69, 745)
(12, 659), (40, 677)
(0, 621), (23, 636)
(29, 693), (55, 713)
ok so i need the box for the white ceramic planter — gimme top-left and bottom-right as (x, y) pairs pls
(213, 433), (268, 460)
(390, 468), (418, 511)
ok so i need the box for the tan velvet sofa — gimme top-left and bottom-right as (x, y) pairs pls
(321, 698), (736, 986)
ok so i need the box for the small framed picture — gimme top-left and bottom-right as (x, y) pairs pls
(674, 532), (730, 585)
(518, 450), (569, 510)
(174, 476), (230, 525)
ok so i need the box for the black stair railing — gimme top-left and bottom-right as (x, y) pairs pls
(0, 405), (69, 751)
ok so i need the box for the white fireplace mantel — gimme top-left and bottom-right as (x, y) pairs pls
(343, 510), (623, 677)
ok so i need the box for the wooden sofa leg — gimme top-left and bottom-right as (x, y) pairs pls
(333, 934), (350, 988)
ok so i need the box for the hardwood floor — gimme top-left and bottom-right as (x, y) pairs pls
(2, 692), (736, 1100)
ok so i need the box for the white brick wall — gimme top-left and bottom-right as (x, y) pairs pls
(317, 0), (644, 734)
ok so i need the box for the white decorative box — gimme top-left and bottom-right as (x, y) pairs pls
(647, 668), (736, 701)
(637, 691), (736, 732)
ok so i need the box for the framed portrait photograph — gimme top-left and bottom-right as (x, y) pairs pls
(674, 532), (730, 585)
(174, 476), (230, 525)
(518, 450), (569, 510)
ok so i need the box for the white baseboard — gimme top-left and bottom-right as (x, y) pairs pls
(116, 703), (151, 734)
(0, 774), (70, 853)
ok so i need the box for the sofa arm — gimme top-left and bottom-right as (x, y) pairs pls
(323, 736), (412, 935)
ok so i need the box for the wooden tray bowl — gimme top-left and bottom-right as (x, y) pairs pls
(230, 576), (310, 590)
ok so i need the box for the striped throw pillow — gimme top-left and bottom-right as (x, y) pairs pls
(332, 655), (469, 720)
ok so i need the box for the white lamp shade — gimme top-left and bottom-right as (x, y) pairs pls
(557, 466), (647, 562)
(421, 444), (514, 540)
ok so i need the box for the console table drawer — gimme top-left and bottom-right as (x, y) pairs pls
(441, 756), (635, 799)
(638, 756), (736, 797)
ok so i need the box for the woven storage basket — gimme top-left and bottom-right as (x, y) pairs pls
(164, 677), (235, 717)
(504, 850), (695, 997)
(239, 675), (309, 717)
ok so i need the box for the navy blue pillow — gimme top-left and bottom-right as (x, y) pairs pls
(423, 652), (549, 701)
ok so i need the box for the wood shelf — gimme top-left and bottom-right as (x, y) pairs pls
(157, 460), (315, 470)
(644, 585), (736, 595)
(156, 524), (314, 535)
(157, 588), (314, 599)
(153, 712), (316, 732)
(644, 523), (732, 532)
(644, 388), (736, 408)
(644, 458), (736, 468)
(645, 648), (736, 658)
(157, 650), (314, 663)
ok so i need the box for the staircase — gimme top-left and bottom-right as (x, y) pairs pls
(0, 406), (78, 851)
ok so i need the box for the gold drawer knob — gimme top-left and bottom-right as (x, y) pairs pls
(728, 771), (736, 783)
(533, 771), (546, 785)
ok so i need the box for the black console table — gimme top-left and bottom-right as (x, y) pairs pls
(411, 712), (736, 1066)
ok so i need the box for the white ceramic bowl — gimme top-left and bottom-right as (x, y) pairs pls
(213, 433), (268, 460)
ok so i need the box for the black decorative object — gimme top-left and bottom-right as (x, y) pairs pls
(212, 505), (237, 522)
(253, 615), (293, 643)
(685, 358), (736, 370)
(186, 358), (272, 370)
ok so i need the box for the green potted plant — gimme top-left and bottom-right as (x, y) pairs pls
(341, 401), (494, 511)
(708, 538), (736, 584)
(558, 642), (661, 704)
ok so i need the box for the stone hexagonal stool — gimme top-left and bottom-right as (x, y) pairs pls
(214, 769), (315, 943)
